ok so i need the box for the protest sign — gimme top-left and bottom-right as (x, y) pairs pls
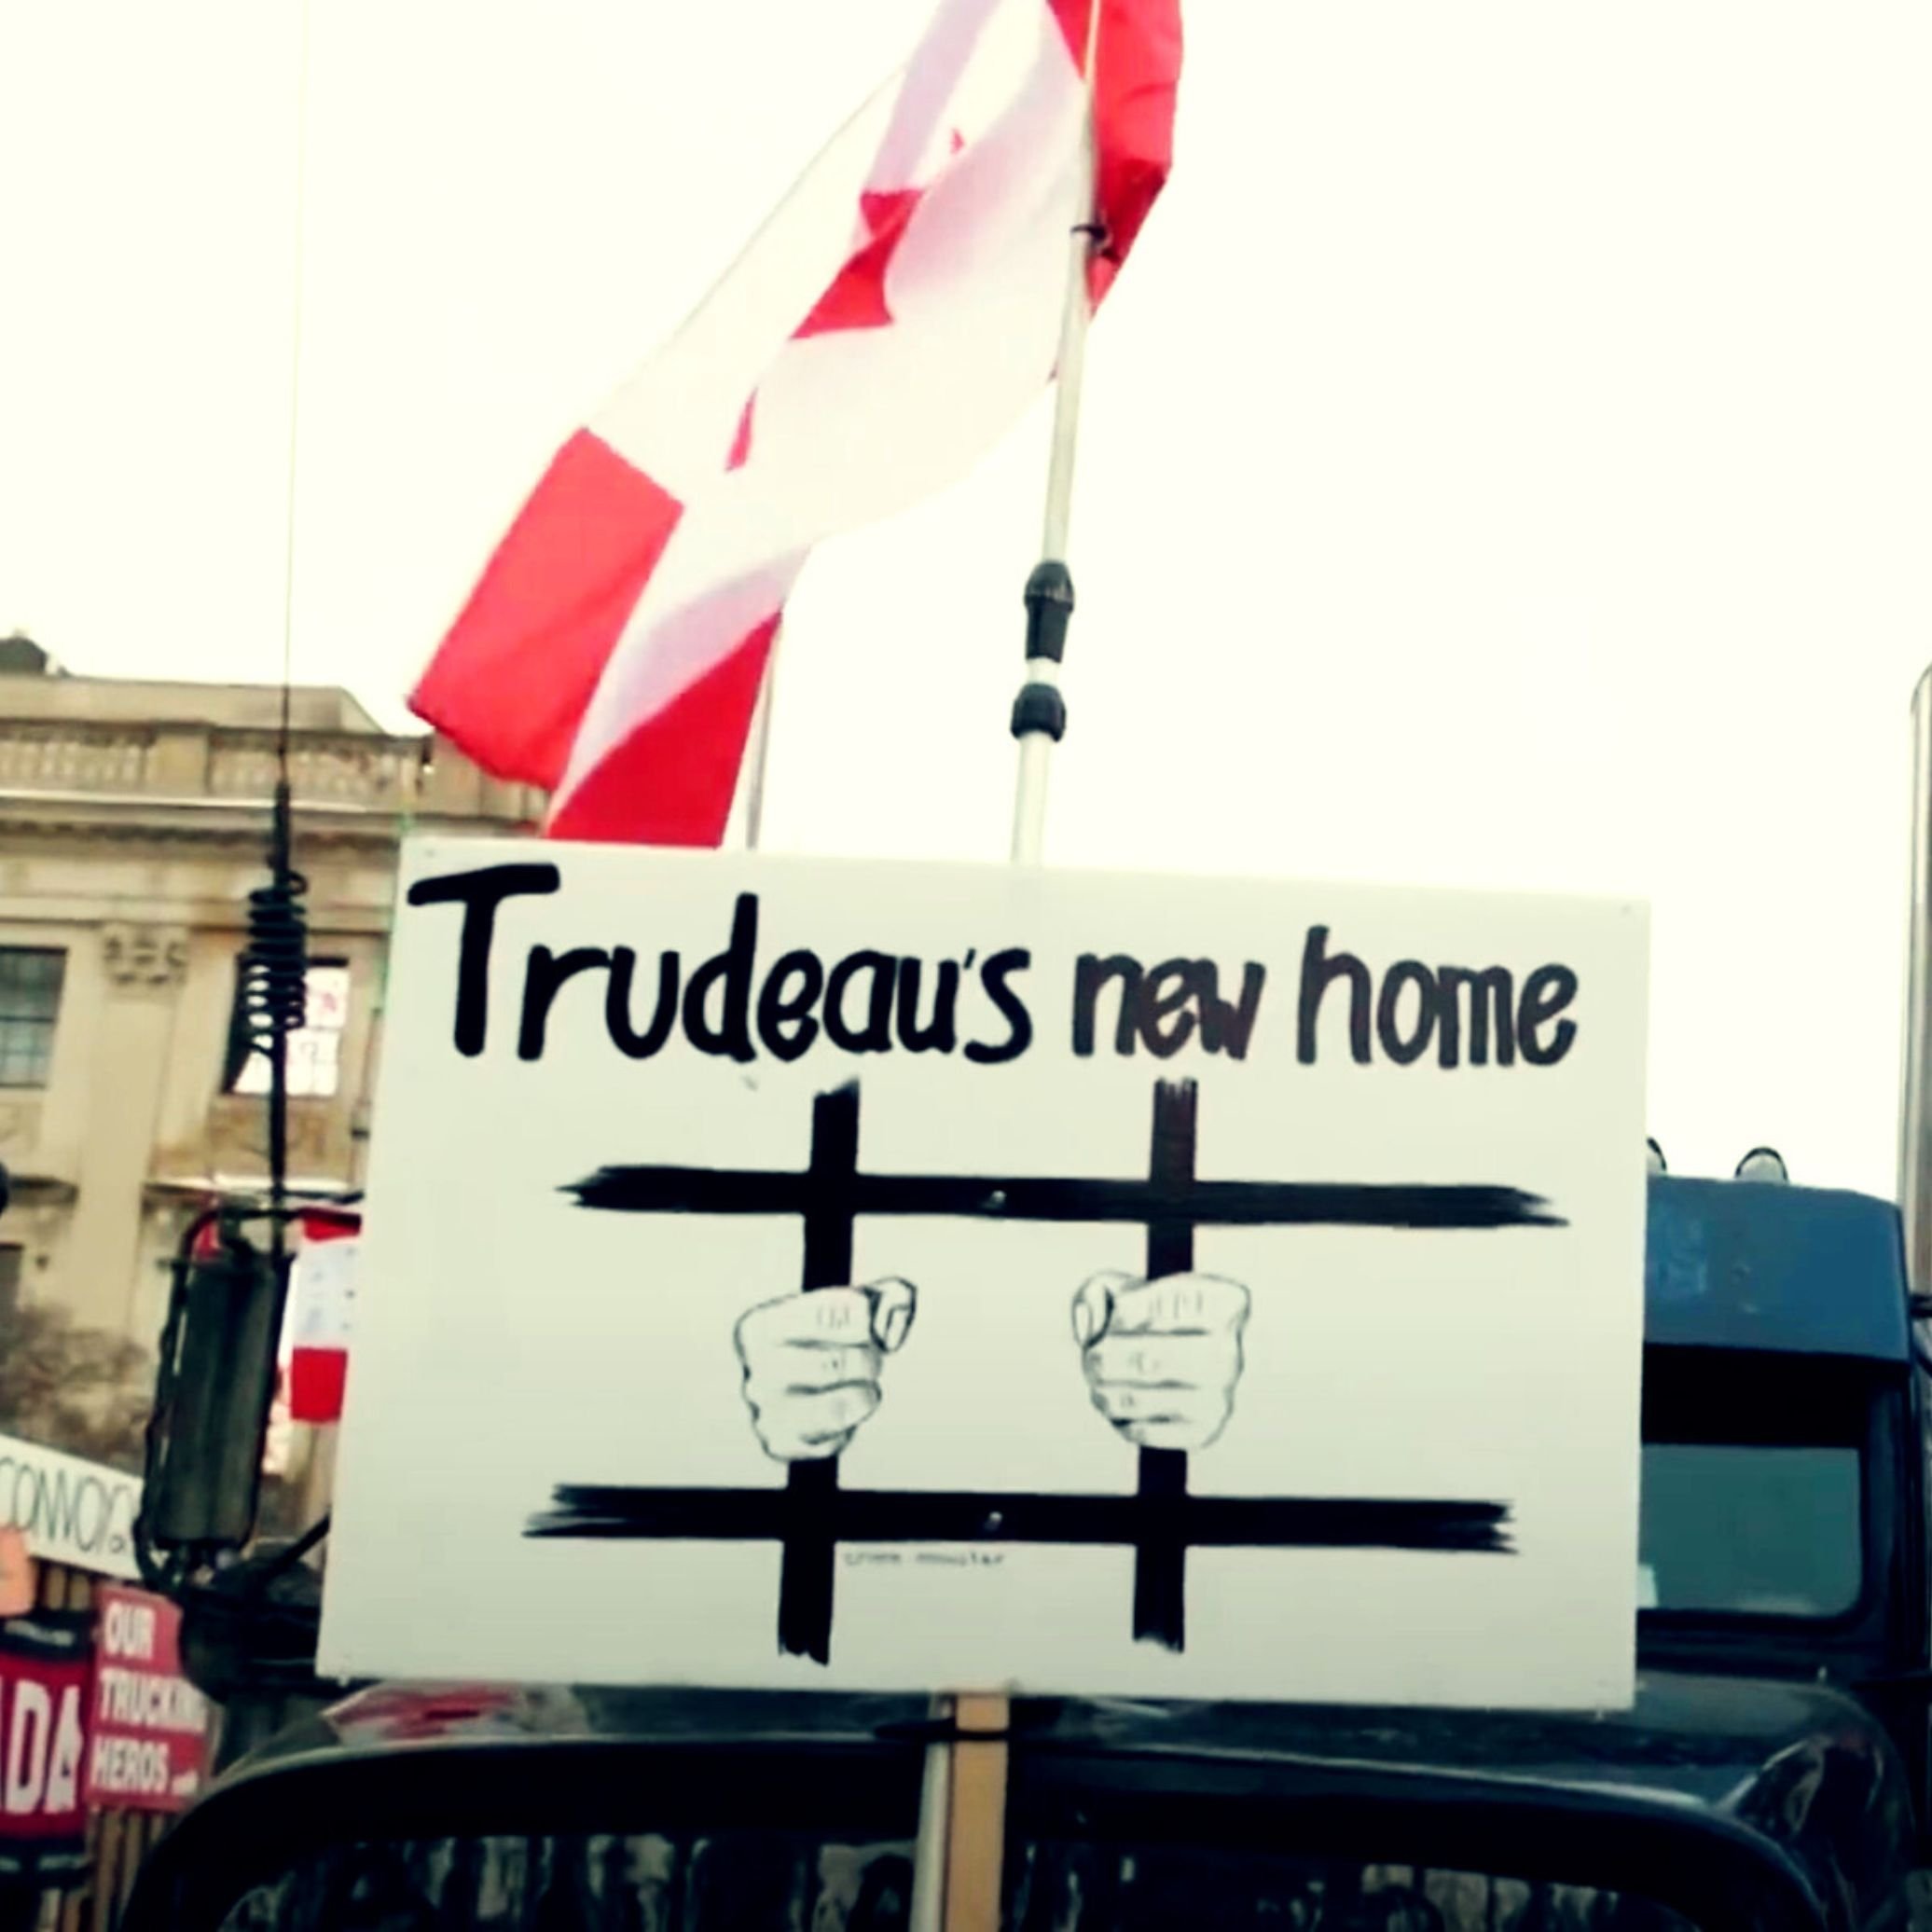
(0, 1612), (90, 1884)
(0, 1437), (139, 1581)
(84, 1587), (210, 1814)
(322, 843), (1649, 1708)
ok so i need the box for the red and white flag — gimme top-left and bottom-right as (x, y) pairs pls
(411, 0), (1180, 846)
(283, 1213), (359, 1424)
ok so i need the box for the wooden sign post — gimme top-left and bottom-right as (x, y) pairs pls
(917, 1061), (1205, 1921)
(940, 1695), (1010, 1932)
(914, 1084), (1189, 1925)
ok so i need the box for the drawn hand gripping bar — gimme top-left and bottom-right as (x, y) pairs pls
(529, 1079), (1563, 1663)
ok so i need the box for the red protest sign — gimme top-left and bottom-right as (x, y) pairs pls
(0, 1611), (90, 1884)
(85, 1587), (211, 1814)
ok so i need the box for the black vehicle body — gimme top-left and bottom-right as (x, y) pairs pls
(131, 1174), (1932, 1930)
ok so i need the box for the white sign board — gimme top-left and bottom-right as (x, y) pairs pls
(322, 840), (1649, 1708)
(0, 1434), (142, 1580)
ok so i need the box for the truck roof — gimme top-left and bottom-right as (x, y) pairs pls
(1645, 1175), (1910, 1361)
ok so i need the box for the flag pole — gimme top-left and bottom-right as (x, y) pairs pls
(909, 18), (1110, 1928)
(1008, 6), (1105, 866)
(741, 629), (781, 851)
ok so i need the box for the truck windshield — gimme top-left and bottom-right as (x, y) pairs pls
(1640, 1442), (1862, 1617)
(1638, 1346), (1874, 1622)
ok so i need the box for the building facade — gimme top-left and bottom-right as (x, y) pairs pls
(0, 637), (538, 1414)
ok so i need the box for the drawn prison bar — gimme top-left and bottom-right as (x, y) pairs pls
(531, 1079), (1565, 1663)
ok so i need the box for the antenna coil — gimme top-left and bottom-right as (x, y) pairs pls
(242, 865), (310, 1053)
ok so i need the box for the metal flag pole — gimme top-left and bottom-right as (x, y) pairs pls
(1007, 9), (1106, 867)
(740, 630), (782, 852)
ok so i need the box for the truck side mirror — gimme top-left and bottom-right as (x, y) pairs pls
(139, 1225), (283, 1562)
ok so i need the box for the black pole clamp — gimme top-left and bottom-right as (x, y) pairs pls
(1011, 559), (1074, 743)
(1023, 561), (1075, 664)
(1010, 681), (1068, 743)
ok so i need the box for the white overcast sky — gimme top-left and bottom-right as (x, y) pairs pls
(6, 3), (1932, 1199)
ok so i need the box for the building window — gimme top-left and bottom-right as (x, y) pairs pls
(224, 959), (351, 1100)
(0, 1249), (20, 1322)
(0, 948), (64, 1088)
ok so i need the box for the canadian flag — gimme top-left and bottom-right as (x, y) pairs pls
(284, 1213), (359, 1425)
(411, 0), (1180, 845)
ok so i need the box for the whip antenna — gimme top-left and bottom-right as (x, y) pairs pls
(249, 0), (317, 1252)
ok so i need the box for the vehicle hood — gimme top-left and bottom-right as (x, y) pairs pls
(231, 1671), (1912, 1931)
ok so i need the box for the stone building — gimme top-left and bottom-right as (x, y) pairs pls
(0, 634), (539, 1408)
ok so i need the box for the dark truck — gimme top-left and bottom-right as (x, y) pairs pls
(123, 1168), (1932, 1931)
